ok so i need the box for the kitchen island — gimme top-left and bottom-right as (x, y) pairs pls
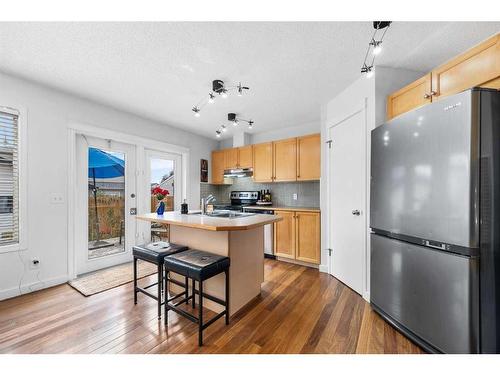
(136, 211), (282, 315)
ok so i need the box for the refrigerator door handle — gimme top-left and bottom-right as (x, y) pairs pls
(425, 240), (448, 251)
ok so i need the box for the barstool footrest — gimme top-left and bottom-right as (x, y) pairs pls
(202, 311), (226, 330)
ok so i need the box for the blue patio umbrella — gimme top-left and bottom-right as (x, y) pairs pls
(88, 148), (125, 249)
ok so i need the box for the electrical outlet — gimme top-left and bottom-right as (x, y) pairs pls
(292, 193), (298, 200)
(30, 257), (40, 270)
(49, 194), (64, 204)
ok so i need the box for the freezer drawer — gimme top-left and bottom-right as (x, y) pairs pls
(370, 233), (479, 353)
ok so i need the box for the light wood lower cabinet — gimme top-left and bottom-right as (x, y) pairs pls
(274, 210), (320, 265)
(295, 212), (321, 264)
(274, 211), (296, 259)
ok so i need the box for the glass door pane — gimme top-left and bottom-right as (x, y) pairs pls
(88, 147), (126, 259)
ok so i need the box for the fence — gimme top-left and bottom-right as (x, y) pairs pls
(88, 195), (175, 241)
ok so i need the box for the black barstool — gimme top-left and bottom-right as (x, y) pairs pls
(132, 241), (188, 319)
(164, 249), (230, 346)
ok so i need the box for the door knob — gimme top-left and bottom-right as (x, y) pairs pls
(352, 210), (361, 216)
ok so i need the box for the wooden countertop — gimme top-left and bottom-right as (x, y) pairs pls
(136, 211), (282, 231)
(243, 205), (320, 213)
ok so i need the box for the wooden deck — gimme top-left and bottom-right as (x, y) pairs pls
(0, 259), (423, 354)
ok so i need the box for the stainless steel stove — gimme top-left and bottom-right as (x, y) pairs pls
(214, 191), (259, 212)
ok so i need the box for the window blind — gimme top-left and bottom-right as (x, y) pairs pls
(0, 110), (18, 246)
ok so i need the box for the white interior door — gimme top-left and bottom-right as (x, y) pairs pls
(75, 135), (137, 275)
(328, 107), (366, 295)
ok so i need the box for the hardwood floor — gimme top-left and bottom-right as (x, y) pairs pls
(0, 259), (423, 354)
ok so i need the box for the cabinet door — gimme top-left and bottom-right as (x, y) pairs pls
(211, 150), (225, 184)
(238, 145), (253, 168)
(295, 212), (321, 264)
(273, 138), (297, 182)
(297, 134), (320, 181)
(253, 142), (273, 182)
(224, 148), (239, 170)
(432, 33), (500, 101)
(274, 211), (295, 259)
(387, 73), (432, 120)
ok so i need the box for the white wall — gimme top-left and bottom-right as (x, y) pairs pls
(0, 72), (217, 300)
(218, 120), (320, 149)
(320, 66), (423, 300)
(250, 120), (320, 144)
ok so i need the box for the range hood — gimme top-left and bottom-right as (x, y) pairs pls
(223, 167), (253, 178)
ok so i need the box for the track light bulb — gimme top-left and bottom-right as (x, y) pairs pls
(373, 44), (382, 55)
(221, 125), (227, 132)
(208, 93), (215, 104)
(248, 121), (254, 129)
(366, 69), (374, 79)
(233, 120), (238, 126)
(215, 130), (221, 138)
(192, 107), (201, 117)
(221, 89), (228, 98)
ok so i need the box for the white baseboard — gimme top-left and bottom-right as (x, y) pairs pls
(318, 264), (328, 273)
(0, 274), (69, 301)
(363, 291), (370, 302)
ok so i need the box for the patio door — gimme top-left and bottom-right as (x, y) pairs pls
(142, 149), (182, 243)
(75, 135), (137, 275)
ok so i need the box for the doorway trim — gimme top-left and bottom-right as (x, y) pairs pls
(67, 122), (189, 279)
(326, 98), (371, 301)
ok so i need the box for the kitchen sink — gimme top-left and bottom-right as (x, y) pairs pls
(189, 211), (255, 219)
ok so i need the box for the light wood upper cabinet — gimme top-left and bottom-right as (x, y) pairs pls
(224, 148), (239, 170)
(295, 212), (321, 264)
(273, 138), (297, 182)
(387, 32), (500, 119)
(211, 150), (225, 185)
(238, 145), (253, 169)
(253, 142), (273, 182)
(387, 73), (432, 120)
(432, 33), (500, 101)
(274, 211), (296, 259)
(297, 134), (321, 181)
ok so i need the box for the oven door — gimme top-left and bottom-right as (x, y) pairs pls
(244, 209), (275, 256)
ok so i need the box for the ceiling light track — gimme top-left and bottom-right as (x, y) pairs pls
(360, 21), (391, 79)
(192, 79), (250, 117)
(215, 113), (254, 138)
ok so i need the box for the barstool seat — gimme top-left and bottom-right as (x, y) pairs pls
(164, 249), (230, 346)
(133, 242), (188, 319)
(133, 241), (186, 262)
(164, 250), (230, 281)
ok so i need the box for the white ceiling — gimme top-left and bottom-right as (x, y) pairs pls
(0, 22), (499, 139)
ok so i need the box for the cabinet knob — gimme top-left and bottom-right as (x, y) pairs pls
(430, 90), (437, 96)
(423, 93), (431, 99)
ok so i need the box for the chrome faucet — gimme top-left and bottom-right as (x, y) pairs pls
(201, 195), (216, 215)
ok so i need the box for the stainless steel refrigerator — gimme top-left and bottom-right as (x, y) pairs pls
(370, 88), (500, 353)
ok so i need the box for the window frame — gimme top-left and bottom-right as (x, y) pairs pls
(0, 105), (27, 253)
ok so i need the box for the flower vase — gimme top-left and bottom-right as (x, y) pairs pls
(156, 201), (165, 215)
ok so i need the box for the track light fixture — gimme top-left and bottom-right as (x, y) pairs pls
(192, 79), (250, 116)
(214, 113), (255, 138)
(361, 21), (391, 79)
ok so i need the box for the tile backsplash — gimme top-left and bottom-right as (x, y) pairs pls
(200, 177), (319, 207)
